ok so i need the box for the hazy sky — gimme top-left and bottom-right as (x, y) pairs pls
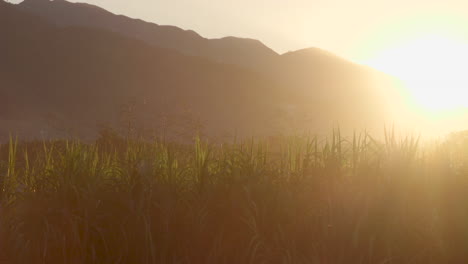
(7, 0), (468, 62)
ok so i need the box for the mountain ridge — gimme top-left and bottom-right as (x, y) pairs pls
(16, 0), (279, 71)
(1, 1), (293, 140)
(1, 0), (409, 140)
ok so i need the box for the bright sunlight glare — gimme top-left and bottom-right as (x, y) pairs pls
(365, 34), (468, 112)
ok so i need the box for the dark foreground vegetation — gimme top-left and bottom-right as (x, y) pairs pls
(1, 130), (468, 264)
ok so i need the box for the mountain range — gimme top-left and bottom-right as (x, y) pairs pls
(1, 0), (406, 140)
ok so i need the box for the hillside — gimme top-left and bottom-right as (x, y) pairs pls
(1, 0), (407, 140)
(0, 1), (290, 140)
(17, 0), (279, 71)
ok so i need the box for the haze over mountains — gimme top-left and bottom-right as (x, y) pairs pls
(1, 0), (408, 140)
(17, 0), (279, 71)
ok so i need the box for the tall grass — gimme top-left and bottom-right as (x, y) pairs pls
(0, 130), (468, 263)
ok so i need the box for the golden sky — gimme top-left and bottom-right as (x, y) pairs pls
(8, 0), (468, 60)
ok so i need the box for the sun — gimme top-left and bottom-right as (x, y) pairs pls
(364, 33), (468, 112)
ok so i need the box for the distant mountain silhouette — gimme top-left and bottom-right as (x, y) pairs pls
(1, 0), (407, 140)
(17, 0), (279, 71)
(1, 1), (291, 139)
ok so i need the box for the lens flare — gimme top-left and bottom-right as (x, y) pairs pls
(365, 34), (468, 111)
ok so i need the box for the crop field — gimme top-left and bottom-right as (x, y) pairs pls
(1, 130), (468, 263)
